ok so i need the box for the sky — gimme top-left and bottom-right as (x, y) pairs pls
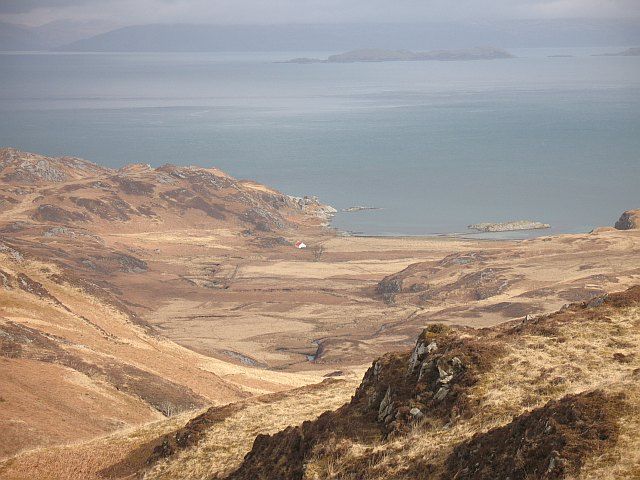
(2, 0), (640, 27)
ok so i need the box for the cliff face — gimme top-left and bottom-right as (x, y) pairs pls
(615, 209), (640, 230)
(221, 287), (640, 480)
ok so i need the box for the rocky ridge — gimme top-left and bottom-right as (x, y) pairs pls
(0, 148), (333, 235)
(219, 286), (640, 480)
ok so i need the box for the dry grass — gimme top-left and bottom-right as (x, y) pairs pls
(36, 300), (630, 480)
(0, 409), (200, 480)
(0, 377), (360, 480)
(296, 303), (640, 479)
(144, 377), (360, 480)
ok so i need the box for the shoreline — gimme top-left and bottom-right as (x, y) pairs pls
(325, 205), (587, 241)
(325, 224), (585, 242)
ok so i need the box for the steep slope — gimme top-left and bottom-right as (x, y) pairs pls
(0, 148), (332, 457)
(0, 236), (323, 458)
(126, 286), (640, 480)
(0, 378), (360, 480)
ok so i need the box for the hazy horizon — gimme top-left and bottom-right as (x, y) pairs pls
(3, 0), (640, 27)
(2, 19), (640, 53)
(2, 0), (640, 52)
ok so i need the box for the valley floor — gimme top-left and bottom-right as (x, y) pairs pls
(119, 228), (640, 372)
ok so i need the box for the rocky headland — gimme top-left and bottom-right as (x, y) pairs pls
(615, 209), (640, 230)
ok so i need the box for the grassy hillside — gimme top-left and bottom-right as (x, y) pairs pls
(89, 286), (640, 480)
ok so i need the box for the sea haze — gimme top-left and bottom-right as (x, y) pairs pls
(1, 48), (639, 236)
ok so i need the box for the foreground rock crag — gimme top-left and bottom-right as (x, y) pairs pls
(221, 287), (640, 480)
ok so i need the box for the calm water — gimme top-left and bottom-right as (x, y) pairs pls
(1, 48), (639, 236)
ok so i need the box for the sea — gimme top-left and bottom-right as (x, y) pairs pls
(1, 47), (639, 237)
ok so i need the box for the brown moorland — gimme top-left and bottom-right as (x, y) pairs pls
(0, 148), (639, 478)
(141, 287), (640, 480)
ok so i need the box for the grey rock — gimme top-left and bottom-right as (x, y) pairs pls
(586, 295), (608, 308)
(433, 386), (450, 402)
(377, 386), (394, 423)
(409, 340), (437, 375)
(409, 407), (424, 419)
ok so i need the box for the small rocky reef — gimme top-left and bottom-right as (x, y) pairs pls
(468, 220), (550, 232)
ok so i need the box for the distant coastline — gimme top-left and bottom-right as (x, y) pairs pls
(593, 47), (640, 57)
(283, 46), (514, 64)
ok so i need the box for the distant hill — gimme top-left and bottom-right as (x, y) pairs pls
(56, 19), (640, 52)
(0, 19), (117, 51)
(0, 22), (46, 51)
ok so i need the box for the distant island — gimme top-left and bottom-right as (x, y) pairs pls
(284, 46), (514, 64)
(468, 220), (550, 232)
(341, 206), (382, 212)
(594, 47), (640, 57)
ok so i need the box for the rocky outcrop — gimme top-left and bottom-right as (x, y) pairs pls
(360, 324), (502, 435)
(444, 390), (625, 480)
(615, 209), (640, 230)
(468, 221), (550, 232)
(377, 262), (518, 306)
(226, 324), (502, 479)
(0, 147), (108, 184)
(32, 204), (89, 223)
(289, 195), (337, 225)
(376, 276), (403, 304)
